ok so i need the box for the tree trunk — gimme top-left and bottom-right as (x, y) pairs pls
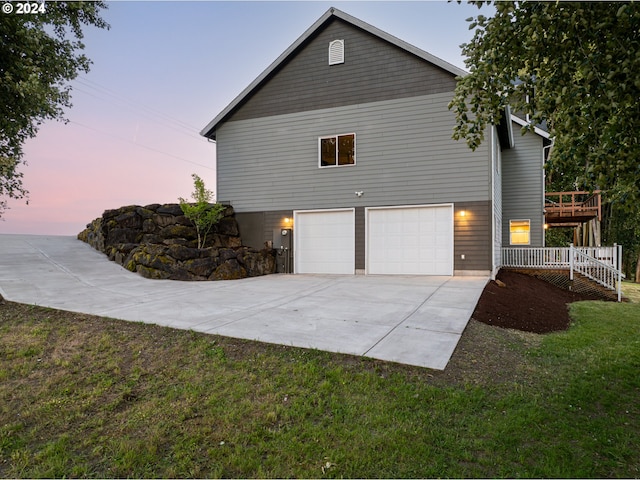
(635, 250), (640, 283)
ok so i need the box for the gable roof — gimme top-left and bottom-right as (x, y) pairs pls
(200, 7), (468, 140)
(511, 114), (551, 140)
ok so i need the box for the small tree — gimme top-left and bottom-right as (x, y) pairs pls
(179, 174), (225, 249)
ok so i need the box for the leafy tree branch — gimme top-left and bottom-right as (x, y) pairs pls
(451, 1), (640, 277)
(0, 1), (109, 217)
(450, 1), (639, 208)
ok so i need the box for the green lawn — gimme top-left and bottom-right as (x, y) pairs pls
(623, 280), (640, 303)
(1, 293), (639, 478)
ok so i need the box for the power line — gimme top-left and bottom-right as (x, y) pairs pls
(69, 119), (214, 171)
(72, 76), (204, 140)
(75, 75), (202, 131)
(71, 85), (205, 143)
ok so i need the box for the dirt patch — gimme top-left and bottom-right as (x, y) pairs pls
(430, 318), (543, 387)
(427, 270), (610, 387)
(471, 269), (605, 334)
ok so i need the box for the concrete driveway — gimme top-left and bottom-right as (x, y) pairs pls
(0, 235), (488, 370)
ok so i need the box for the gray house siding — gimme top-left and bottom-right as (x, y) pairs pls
(217, 93), (490, 211)
(228, 18), (457, 123)
(236, 210), (294, 251)
(219, 92), (493, 274)
(454, 200), (492, 272)
(236, 210), (293, 273)
(502, 126), (544, 247)
(205, 8), (547, 275)
(355, 206), (365, 271)
(235, 212), (265, 250)
(237, 201), (491, 273)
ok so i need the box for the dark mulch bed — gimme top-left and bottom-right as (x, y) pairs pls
(472, 269), (605, 334)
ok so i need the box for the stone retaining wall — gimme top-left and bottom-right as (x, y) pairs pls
(78, 204), (276, 280)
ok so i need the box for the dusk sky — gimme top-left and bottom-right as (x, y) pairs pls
(1, 1), (492, 236)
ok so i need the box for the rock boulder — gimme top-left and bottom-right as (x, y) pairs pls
(78, 203), (276, 281)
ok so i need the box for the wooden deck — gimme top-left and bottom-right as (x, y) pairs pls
(544, 191), (601, 225)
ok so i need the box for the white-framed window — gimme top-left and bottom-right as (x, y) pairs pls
(328, 39), (344, 65)
(510, 219), (531, 245)
(319, 133), (356, 168)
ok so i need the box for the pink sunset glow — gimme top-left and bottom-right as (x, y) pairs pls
(0, 1), (484, 236)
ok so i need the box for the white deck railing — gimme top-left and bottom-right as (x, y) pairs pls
(502, 244), (624, 301)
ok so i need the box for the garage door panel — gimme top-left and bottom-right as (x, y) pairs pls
(294, 209), (355, 275)
(367, 205), (453, 276)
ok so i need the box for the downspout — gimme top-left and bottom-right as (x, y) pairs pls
(542, 143), (553, 247)
(490, 126), (497, 279)
(206, 136), (218, 203)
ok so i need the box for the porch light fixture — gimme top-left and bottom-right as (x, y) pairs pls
(459, 210), (466, 217)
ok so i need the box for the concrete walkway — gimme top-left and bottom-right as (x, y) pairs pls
(0, 235), (488, 370)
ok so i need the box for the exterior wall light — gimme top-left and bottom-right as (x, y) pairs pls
(460, 210), (466, 217)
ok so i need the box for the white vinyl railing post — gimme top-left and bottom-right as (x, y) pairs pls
(569, 243), (574, 281)
(501, 244), (624, 301)
(617, 243), (622, 302)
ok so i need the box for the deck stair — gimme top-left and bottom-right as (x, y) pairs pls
(501, 244), (625, 301)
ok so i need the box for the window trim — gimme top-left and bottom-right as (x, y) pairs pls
(318, 133), (356, 168)
(509, 219), (531, 245)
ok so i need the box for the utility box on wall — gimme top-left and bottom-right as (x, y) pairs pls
(273, 228), (291, 250)
(273, 228), (293, 273)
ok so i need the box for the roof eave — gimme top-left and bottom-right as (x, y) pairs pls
(332, 8), (467, 79)
(497, 106), (514, 149)
(510, 114), (550, 139)
(200, 8), (336, 139)
(200, 7), (468, 139)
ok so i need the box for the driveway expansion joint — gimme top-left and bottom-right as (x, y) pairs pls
(0, 235), (488, 370)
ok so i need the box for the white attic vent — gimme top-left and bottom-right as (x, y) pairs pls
(328, 39), (344, 65)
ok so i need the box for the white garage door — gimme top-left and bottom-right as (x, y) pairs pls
(367, 205), (453, 275)
(294, 209), (355, 274)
